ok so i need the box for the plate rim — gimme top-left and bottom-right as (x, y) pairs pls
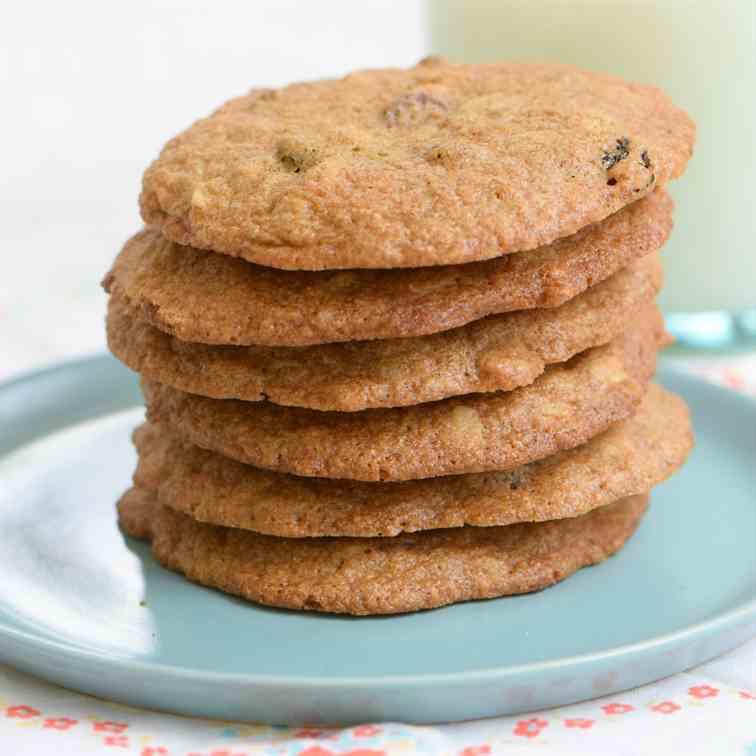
(1, 354), (755, 690)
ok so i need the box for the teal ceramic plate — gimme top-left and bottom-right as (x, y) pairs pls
(0, 356), (755, 725)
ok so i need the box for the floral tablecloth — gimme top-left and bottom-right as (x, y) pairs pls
(2, 261), (756, 754)
(1, 647), (755, 755)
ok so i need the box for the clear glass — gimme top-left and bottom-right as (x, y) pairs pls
(429, 0), (756, 350)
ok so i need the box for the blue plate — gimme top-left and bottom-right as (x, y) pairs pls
(0, 355), (755, 725)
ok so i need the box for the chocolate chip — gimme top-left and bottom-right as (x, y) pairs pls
(601, 137), (631, 170)
(640, 149), (652, 169)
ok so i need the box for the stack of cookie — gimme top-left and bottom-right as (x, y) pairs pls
(104, 59), (695, 615)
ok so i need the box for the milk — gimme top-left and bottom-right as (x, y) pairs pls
(429, 0), (756, 319)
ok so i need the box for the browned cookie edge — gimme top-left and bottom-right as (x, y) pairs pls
(118, 487), (649, 615)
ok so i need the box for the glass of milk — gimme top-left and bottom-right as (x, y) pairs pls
(429, 0), (756, 349)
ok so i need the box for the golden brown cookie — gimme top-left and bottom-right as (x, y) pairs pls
(104, 190), (672, 346)
(140, 59), (693, 270)
(118, 487), (649, 615)
(142, 307), (664, 481)
(134, 384), (690, 537)
(108, 255), (662, 411)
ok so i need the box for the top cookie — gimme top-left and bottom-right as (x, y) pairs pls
(140, 58), (694, 270)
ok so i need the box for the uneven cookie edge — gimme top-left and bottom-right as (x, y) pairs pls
(106, 255), (663, 411)
(118, 487), (650, 615)
(132, 384), (691, 538)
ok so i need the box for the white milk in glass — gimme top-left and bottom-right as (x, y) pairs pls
(430, 1), (756, 343)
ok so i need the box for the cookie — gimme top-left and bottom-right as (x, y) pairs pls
(134, 384), (690, 538)
(142, 307), (664, 481)
(139, 58), (693, 270)
(108, 254), (662, 411)
(118, 488), (649, 615)
(105, 189), (672, 347)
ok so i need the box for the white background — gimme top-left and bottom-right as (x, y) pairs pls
(0, 0), (425, 379)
